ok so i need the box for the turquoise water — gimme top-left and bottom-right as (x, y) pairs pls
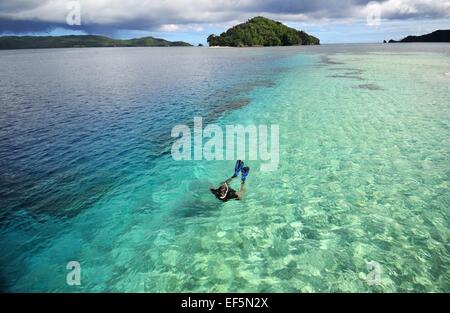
(0, 44), (449, 292)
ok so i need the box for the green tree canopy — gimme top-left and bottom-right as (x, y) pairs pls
(207, 16), (320, 47)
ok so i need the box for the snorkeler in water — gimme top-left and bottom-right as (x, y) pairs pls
(210, 160), (250, 202)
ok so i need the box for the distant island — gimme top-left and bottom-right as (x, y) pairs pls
(387, 30), (450, 43)
(0, 35), (192, 50)
(207, 16), (320, 47)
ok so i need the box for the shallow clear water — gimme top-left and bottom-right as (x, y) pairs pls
(0, 44), (449, 292)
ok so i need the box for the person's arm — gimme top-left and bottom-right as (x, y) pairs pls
(221, 174), (237, 185)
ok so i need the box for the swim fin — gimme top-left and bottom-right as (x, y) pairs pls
(234, 160), (244, 177)
(241, 166), (250, 183)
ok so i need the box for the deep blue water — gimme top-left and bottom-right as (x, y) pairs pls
(0, 47), (298, 290)
(0, 47), (287, 221)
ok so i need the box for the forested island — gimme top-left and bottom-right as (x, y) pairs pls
(207, 16), (320, 47)
(0, 35), (192, 50)
(387, 30), (450, 43)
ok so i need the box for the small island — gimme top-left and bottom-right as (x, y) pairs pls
(0, 35), (192, 50)
(387, 30), (450, 43)
(207, 16), (320, 47)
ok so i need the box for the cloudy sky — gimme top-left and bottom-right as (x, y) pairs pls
(0, 0), (449, 44)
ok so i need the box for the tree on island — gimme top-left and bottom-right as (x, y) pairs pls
(207, 16), (319, 47)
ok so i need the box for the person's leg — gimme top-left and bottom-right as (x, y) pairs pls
(222, 160), (244, 184)
(236, 166), (249, 200)
(234, 160), (244, 177)
(241, 166), (250, 183)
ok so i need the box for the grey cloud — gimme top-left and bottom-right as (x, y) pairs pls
(0, 0), (448, 34)
(0, 0), (43, 13)
(243, 0), (382, 16)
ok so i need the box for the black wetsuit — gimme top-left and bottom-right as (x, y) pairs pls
(210, 187), (239, 202)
